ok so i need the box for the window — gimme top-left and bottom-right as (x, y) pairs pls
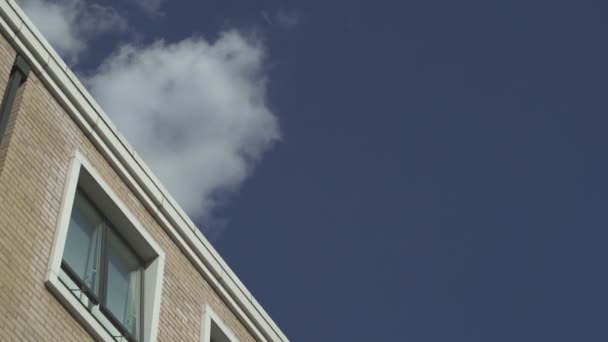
(201, 304), (240, 342)
(46, 152), (164, 342)
(61, 189), (144, 341)
(0, 55), (29, 145)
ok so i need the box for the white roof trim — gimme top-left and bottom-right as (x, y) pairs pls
(0, 1), (288, 341)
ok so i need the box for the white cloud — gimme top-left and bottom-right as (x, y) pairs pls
(20, 0), (279, 225)
(86, 31), (280, 220)
(276, 9), (299, 30)
(19, 0), (127, 63)
(262, 8), (300, 30)
(129, 0), (164, 15)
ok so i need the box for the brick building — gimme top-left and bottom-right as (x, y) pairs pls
(0, 1), (287, 341)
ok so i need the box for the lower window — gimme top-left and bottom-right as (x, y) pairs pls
(46, 152), (164, 342)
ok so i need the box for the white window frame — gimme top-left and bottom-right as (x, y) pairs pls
(201, 304), (240, 342)
(45, 150), (165, 342)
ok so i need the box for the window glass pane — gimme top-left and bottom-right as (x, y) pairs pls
(63, 190), (103, 293)
(211, 321), (231, 342)
(106, 227), (142, 339)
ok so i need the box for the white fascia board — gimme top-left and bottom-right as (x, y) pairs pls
(158, 198), (225, 280)
(0, 0), (21, 38)
(8, 0), (49, 63)
(63, 66), (110, 128)
(124, 152), (164, 208)
(88, 120), (161, 219)
(16, 24), (49, 71)
(131, 152), (164, 207)
(0, 1), (289, 341)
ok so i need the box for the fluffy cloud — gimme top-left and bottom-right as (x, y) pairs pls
(20, 0), (280, 223)
(19, 0), (127, 63)
(129, 0), (164, 15)
(86, 32), (280, 220)
(275, 9), (300, 30)
(262, 8), (300, 30)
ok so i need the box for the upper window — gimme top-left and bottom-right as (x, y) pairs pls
(46, 152), (164, 342)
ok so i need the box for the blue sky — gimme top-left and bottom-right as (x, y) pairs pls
(18, 0), (608, 341)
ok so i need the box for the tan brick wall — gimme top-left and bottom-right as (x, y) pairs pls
(0, 31), (256, 341)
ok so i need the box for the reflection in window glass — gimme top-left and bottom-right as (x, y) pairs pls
(106, 227), (142, 338)
(63, 191), (103, 293)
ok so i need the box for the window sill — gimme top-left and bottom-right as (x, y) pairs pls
(46, 271), (117, 341)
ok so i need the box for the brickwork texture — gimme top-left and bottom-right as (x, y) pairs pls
(0, 30), (256, 342)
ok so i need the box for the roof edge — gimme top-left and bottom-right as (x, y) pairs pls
(0, 1), (288, 341)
